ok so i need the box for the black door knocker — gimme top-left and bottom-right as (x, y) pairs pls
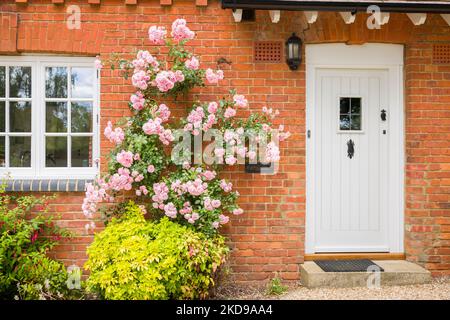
(381, 109), (387, 121)
(347, 139), (355, 159)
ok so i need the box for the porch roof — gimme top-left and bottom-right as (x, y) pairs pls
(221, 0), (450, 14)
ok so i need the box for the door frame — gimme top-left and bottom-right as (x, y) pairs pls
(305, 43), (405, 254)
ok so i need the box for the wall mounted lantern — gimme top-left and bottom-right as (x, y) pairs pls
(286, 33), (302, 70)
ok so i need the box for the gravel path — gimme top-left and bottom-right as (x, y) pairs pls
(214, 277), (450, 300)
(280, 277), (450, 300)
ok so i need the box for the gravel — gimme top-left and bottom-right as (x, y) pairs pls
(213, 277), (450, 300)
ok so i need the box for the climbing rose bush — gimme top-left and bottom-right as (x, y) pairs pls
(82, 19), (290, 234)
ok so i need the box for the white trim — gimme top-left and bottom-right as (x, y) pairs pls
(269, 10), (281, 23)
(304, 11), (318, 24)
(441, 14), (450, 26)
(0, 55), (100, 180)
(232, 9), (243, 22)
(305, 43), (405, 254)
(339, 12), (356, 24)
(407, 13), (427, 25)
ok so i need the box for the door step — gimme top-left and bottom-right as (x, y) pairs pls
(300, 260), (431, 288)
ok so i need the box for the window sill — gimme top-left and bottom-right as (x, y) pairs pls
(3, 179), (93, 192)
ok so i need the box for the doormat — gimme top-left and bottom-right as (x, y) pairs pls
(314, 259), (384, 272)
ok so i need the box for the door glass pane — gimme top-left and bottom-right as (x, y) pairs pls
(0, 67), (5, 97)
(46, 67), (68, 98)
(0, 101), (5, 132)
(10, 101), (31, 132)
(71, 67), (94, 98)
(46, 137), (67, 167)
(71, 101), (92, 133)
(10, 136), (31, 167)
(340, 97), (362, 131)
(0, 137), (5, 167)
(46, 102), (67, 133)
(9, 66), (32, 98)
(340, 115), (350, 130)
(351, 98), (361, 114)
(71, 137), (92, 167)
(340, 98), (350, 114)
(351, 115), (361, 130)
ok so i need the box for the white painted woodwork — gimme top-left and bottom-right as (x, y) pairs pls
(380, 12), (390, 25)
(340, 11), (356, 24)
(232, 9), (243, 22)
(306, 44), (404, 254)
(441, 14), (450, 26)
(269, 10), (281, 23)
(407, 13), (427, 25)
(304, 11), (318, 24)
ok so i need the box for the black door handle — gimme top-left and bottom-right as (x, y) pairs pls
(347, 139), (355, 159)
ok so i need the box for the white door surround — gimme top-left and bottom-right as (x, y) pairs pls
(305, 43), (405, 254)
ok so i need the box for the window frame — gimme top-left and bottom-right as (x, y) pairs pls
(337, 96), (364, 134)
(0, 55), (100, 179)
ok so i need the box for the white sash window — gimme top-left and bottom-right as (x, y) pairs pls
(0, 56), (99, 179)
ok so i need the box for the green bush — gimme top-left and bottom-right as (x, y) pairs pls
(84, 202), (229, 300)
(0, 187), (81, 300)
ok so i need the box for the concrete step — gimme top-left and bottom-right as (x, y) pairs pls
(300, 260), (432, 288)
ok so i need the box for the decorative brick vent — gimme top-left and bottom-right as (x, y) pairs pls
(254, 41), (283, 63)
(433, 44), (450, 64)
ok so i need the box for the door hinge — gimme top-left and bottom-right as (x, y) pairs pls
(307, 130), (311, 139)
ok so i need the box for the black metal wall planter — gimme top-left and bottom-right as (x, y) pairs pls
(245, 161), (274, 174)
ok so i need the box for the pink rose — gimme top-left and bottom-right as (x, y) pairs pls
(224, 107), (236, 118)
(171, 19), (195, 42)
(148, 25), (167, 45)
(219, 214), (229, 225)
(132, 70), (150, 90)
(205, 68), (224, 84)
(185, 56), (199, 70)
(233, 94), (248, 108)
(207, 102), (218, 114)
(116, 150), (134, 168)
(130, 92), (145, 111)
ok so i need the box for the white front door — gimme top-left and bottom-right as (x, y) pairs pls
(305, 44), (404, 254)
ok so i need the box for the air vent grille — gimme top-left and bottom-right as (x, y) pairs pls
(433, 44), (450, 64)
(254, 41), (282, 63)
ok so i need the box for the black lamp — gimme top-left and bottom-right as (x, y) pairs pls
(286, 33), (302, 70)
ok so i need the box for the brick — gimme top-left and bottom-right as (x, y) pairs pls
(196, 0), (208, 6)
(1, 0), (449, 283)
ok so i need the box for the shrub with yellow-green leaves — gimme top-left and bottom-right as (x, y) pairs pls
(84, 202), (229, 300)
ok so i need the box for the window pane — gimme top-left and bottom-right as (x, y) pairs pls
(351, 115), (361, 130)
(46, 102), (67, 133)
(71, 67), (94, 98)
(71, 137), (92, 167)
(46, 67), (68, 98)
(0, 137), (5, 167)
(10, 101), (31, 132)
(10, 136), (31, 167)
(0, 101), (4, 132)
(340, 98), (350, 114)
(71, 101), (92, 133)
(340, 115), (350, 130)
(9, 66), (31, 98)
(351, 98), (361, 114)
(0, 67), (5, 97)
(46, 137), (67, 167)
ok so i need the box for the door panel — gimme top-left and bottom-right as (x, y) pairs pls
(314, 69), (390, 252)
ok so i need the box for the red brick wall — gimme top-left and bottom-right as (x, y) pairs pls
(1, 0), (449, 281)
